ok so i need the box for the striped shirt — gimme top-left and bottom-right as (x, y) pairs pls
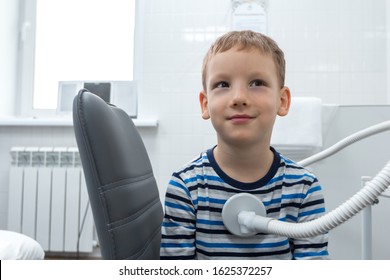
(160, 146), (329, 259)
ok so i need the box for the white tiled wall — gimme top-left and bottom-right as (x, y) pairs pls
(139, 0), (387, 120)
(137, 0), (388, 196)
(267, 0), (387, 105)
(1, 0), (389, 259)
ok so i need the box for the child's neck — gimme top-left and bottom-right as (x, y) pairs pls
(213, 143), (274, 183)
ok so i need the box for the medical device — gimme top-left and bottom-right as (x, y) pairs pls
(222, 120), (390, 239)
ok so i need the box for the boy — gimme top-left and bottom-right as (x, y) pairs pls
(160, 30), (329, 259)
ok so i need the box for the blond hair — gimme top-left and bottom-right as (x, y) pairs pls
(201, 30), (286, 91)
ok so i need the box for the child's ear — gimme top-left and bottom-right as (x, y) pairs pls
(277, 86), (291, 117)
(199, 91), (210, 119)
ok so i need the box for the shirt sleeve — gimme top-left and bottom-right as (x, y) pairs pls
(160, 173), (197, 259)
(291, 178), (329, 260)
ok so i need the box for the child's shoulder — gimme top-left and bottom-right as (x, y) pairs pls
(277, 152), (318, 181)
(174, 149), (211, 175)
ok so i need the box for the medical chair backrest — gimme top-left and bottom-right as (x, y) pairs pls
(73, 89), (163, 259)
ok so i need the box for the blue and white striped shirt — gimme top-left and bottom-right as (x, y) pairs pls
(160, 147), (329, 259)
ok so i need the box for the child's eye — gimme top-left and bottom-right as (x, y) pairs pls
(215, 81), (229, 88)
(249, 79), (266, 87)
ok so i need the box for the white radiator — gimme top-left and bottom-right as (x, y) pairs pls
(7, 147), (95, 253)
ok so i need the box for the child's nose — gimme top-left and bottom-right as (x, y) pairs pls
(232, 86), (248, 106)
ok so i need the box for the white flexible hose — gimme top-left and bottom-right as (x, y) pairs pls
(229, 120), (390, 238)
(298, 120), (390, 166)
(243, 160), (390, 238)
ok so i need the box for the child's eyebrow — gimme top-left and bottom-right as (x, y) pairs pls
(207, 73), (231, 83)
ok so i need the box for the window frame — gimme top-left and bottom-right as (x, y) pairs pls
(16, 0), (143, 117)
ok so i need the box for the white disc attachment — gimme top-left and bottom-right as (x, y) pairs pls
(222, 193), (267, 237)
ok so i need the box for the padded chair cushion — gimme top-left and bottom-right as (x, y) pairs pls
(73, 90), (163, 259)
(0, 230), (45, 260)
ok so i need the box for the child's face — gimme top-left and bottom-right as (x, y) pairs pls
(200, 47), (290, 147)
